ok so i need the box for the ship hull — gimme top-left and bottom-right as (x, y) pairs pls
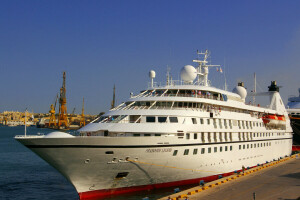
(16, 136), (292, 199)
(290, 116), (300, 144)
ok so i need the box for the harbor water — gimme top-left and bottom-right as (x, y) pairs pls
(0, 126), (194, 200)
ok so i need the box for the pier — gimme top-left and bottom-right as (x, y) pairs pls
(159, 154), (300, 200)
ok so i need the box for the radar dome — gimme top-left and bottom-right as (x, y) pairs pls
(180, 65), (197, 82)
(149, 70), (156, 78)
(232, 82), (247, 100)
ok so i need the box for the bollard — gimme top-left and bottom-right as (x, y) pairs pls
(199, 180), (205, 186)
(174, 188), (180, 193)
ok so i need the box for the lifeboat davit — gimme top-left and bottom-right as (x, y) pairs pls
(262, 114), (286, 127)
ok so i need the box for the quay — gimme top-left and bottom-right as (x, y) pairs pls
(158, 154), (300, 200)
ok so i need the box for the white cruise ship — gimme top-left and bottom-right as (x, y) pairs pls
(15, 50), (293, 199)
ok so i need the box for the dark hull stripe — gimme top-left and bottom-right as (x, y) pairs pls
(24, 137), (292, 148)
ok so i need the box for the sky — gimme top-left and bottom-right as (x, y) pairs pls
(1, 0), (300, 115)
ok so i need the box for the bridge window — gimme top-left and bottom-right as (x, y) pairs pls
(146, 116), (156, 123)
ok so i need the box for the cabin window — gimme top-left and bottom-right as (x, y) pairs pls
(144, 134), (151, 137)
(173, 150), (178, 156)
(186, 133), (190, 139)
(155, 134), (161, 137)
(201, 148), (205, 154)
(193, 149), (198, 155)
(169, 117), (178, 123)
(214, 147), (217, 152)
(158, 117), (167, 123)
(133, 134), (140, 137)
(208, 147), (211, 153)
(194, 133), (197, 139)
(207, 119), (210, 125)
(104, 130), (109, 136)
(146, 116), (156, 123)
(230, 146), (233, 151)
(225, 146), (228, 151)
(239, 145), (241, 150)
(220, 146), (223, 152)
(192, 118), (197, 124)
(184, 149), (189, 155)
(105, 151), (114, 154)
(200, 118), (204, 124)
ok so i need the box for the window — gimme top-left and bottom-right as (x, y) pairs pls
(186, 133), (190, 139)
(133, 134), (140, 137)
(214, 147), (217, 152)
(194, 133), (197, 139)
(144, 134), (151, 137)
(225, 146), (228, 151)
(254, 144), (256, 148)
(247, 144), (249, 149)
(239, 145), (241, 150)
(169, 117), (178, 123)
(230, 146), (233, 151)
(200, 119), (204, 124)
(155, 134), (161, 137)
(146, 116), (155, 123)
(208, 147), (211, 153)
(158, 117), (167, 123)
(184, 149), (189, 155)
(192, 118), (197, 124)
(220, 146), (223, 152)
(243, 145), (245, 149)
(193, 148), (198, 155)
(173, 150), (178, 156)
(251, 144), (253, 148)
(207, 119), (210, 125)
(201, 148), (205, 154)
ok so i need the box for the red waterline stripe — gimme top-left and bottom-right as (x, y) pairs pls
(78, 167), (256, 200)
(292, 145), (300, 151)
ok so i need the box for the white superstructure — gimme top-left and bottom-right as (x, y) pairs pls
(15, 50), (293, 199)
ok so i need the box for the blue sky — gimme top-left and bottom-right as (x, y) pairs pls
(1, 0), (300, 114)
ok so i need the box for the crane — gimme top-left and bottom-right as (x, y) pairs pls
(80, 97), (85, 127)
(48, 93), (58, 128)
(58, 72), (69, 129)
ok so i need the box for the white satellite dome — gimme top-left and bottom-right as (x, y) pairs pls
(180, 65), (197, 82)
(149, 70), (156, 78)
(232, 82), (247, 100)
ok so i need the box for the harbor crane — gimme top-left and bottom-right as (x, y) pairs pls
(80, 97), (85, 127)
(58, 72), (69, 128)
(48, 93), (58, 127)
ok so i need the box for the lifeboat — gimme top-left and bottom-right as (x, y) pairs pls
(262, 114), (286, 127)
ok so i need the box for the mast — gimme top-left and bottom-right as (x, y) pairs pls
(193, 50), (220, 86)
(253, 72), (256, 105)
(111, 84), (116, 109)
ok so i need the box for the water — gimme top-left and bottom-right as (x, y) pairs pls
(0, 127), (193, 200)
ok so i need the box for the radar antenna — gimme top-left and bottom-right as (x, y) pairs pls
(193, 49), (220, 86)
